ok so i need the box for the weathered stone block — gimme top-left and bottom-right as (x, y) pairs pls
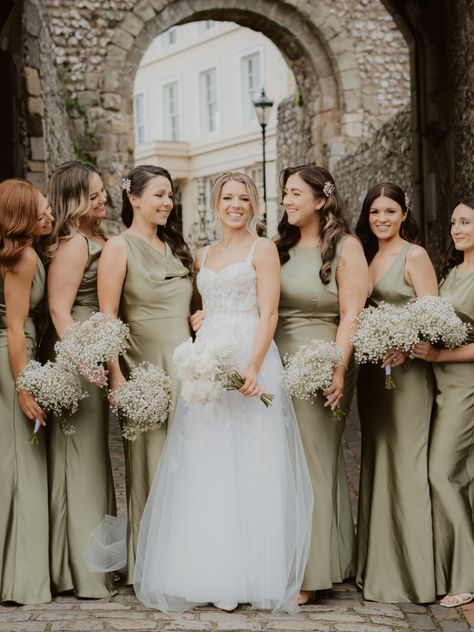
(24, 66), (41, 96)
(28, 160), (47, 173)
(113, 28), (135, 52)
(121, 13), (145, 37)
(106, 45), (128, 68)
(30, 136), (47, 161)
(27, 96), (45, 116)
(102, 93), (122, 111)
(133, 0), (156, 23)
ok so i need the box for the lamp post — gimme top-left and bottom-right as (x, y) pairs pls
(253, 88), (274, 224)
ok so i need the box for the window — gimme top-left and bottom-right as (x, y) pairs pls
(162, 81), (180, 141)
(241, 52), (262, 122)
(159, 27), (177, 49)
(199, 67), (219, 134)
(197, 20), (216, 32)
(133, 93), (145, 145)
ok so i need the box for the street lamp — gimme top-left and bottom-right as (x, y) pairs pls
(253, 88), (274, 224)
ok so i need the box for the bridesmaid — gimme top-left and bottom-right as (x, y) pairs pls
(274, 165), (368, 603)
(41, 161), (116, 597)
(355, 182), (438, 603)
(413, 198), (474, 607)
(98, 164), (193, 583)
(0, 179), (54, 603)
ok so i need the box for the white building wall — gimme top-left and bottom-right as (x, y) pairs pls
(134, 21), (295, 241)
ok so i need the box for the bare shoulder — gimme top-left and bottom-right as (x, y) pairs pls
(340, 234), (366, 265)
(14, 246), (38, 277)
(102, 234), (128, 255)
(56, 232), (88, 259)
(406, 243), (430, 263)
(194, 246), (207, 270)
(254, 237), (278, 258)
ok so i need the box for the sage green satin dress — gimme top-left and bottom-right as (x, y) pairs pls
(428, 267), (474, 596)
(275, 238), (356, 591)
(43, 235), (116, 597)
(0, 256), (51, 604)
(119, 234), (193, 584)
(356, 243), (436, 603)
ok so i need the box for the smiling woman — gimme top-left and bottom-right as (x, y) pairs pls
(97, 164), (193, 583)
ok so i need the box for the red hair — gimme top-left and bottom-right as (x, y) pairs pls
(0, 179), (39, 271)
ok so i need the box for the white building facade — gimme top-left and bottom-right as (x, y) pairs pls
(133, 20), (295, 241)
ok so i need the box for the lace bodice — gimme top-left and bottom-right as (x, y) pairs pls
(197, 241), (261, 321)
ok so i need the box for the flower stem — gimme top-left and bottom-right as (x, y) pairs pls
(384, 364), (396, 390)
(28, 419), (42, 446)
(227, 371), (273, 407)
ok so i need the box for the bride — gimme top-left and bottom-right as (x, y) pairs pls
(133, 172), (313, 613)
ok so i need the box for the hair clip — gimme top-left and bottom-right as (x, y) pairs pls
(121, 178), (131, 195)
(404, 192), (410, 211)
(323, 180), (335, 198)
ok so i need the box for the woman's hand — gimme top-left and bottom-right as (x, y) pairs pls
(382, 349), (408, 368)
(411, 341), (440, 362)
(190, 310), (205, 332)
(323, 365), (345, 411)
(83, 367), (109, 388)
(18, 390), (47, 425)
(239, 363), (263, 398)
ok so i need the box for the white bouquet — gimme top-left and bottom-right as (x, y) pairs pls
(55, 312), (129, 383)
(110, 362), (172, 441)
(16, 360), (88, 443)
(407, 295), (470, 348)
(283, 338), (345, 421)
(352, 302), (419, 389)
(173, 337), (273, 407)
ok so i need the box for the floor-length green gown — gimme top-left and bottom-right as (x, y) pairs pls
(356, 243), (436, 603)
(43, 235), (116, 597)
(428, 267), (474, 596)
(275, 238), (356, 591)
(119, 234), (193, 584)
(0, 256), (51, 604)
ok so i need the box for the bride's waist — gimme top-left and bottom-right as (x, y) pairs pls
(198, 313), (259, 338)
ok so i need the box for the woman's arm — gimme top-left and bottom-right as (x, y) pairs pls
(406, 245), (439, 297)
(328, 236), (369, 410)
(412, 341), (474, 363)
(97, 236), (128, 390)
(4, 248), (47, 424)
(47, 234), (88, 338)
(240, 239), (280, 397)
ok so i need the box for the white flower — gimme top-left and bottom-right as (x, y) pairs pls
(407, 295), (470, 348)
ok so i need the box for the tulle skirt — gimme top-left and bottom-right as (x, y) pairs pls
(134, 320), (313, 613)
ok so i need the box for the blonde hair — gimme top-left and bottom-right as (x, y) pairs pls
(46, 161), (103, 256)
(210, 172), (260, 234)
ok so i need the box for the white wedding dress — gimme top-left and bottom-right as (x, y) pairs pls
(134, 239), (313, 613)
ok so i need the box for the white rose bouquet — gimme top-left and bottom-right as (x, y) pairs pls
(55, 312), (129, 383)
(110, 362), (172, 441)
(173, 337), (273, 408)
(352, 302), (419, 389)
(283, 338), (346, 421)
(16, 360), (88, 443)
(407, 295), (470, 348)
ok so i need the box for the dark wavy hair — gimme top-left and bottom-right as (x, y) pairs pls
(122, 165), (193, 272)
(443, 198), (474, 276)
(0, 179), (39, 271)
(275, 165), (349, 285)
(355, 182), (419, 263)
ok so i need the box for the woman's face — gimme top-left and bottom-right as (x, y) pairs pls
(34, 192), (54, 236)
(87, 172), (107, 221)
(368, 195), (406, 241)
(216, 180), (253, 230)
(282, 173), (324, 228)
(131, 175), (173, 226)
(451, 203), (474, 253)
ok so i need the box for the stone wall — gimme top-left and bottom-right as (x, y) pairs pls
(23, 0), (74, 191)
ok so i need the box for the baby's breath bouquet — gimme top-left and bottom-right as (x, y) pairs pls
(173, 337), (273, 408)
(283, 339), (346, 421)
(16, 360), (88, 443)
(352, 302), (419, 389)
(55, 312), (129, 383)
(110, 362), (172, 441)
(407, 295), (470, 348)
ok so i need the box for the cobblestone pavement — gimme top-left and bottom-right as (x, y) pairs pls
(1, 410), (472, 632)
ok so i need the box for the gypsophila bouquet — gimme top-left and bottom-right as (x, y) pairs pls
(55, 312), (129, 382)
(283, 339), (346, 421)
(16, 360), (88, 442)
(407, 295), (470, 348)
(173, 337), (273, 408)
(352, 302), (419, 389)
(110, 362), (172, 441)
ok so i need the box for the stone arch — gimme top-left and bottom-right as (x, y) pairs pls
(95, 0), (367, 208)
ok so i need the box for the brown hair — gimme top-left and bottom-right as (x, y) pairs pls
(0, 179), (39, 271)
(276, 165), (349, 284)
(443, 198), (474, 276)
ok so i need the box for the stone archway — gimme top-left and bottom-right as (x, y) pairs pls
(89, 0), (370, 213)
